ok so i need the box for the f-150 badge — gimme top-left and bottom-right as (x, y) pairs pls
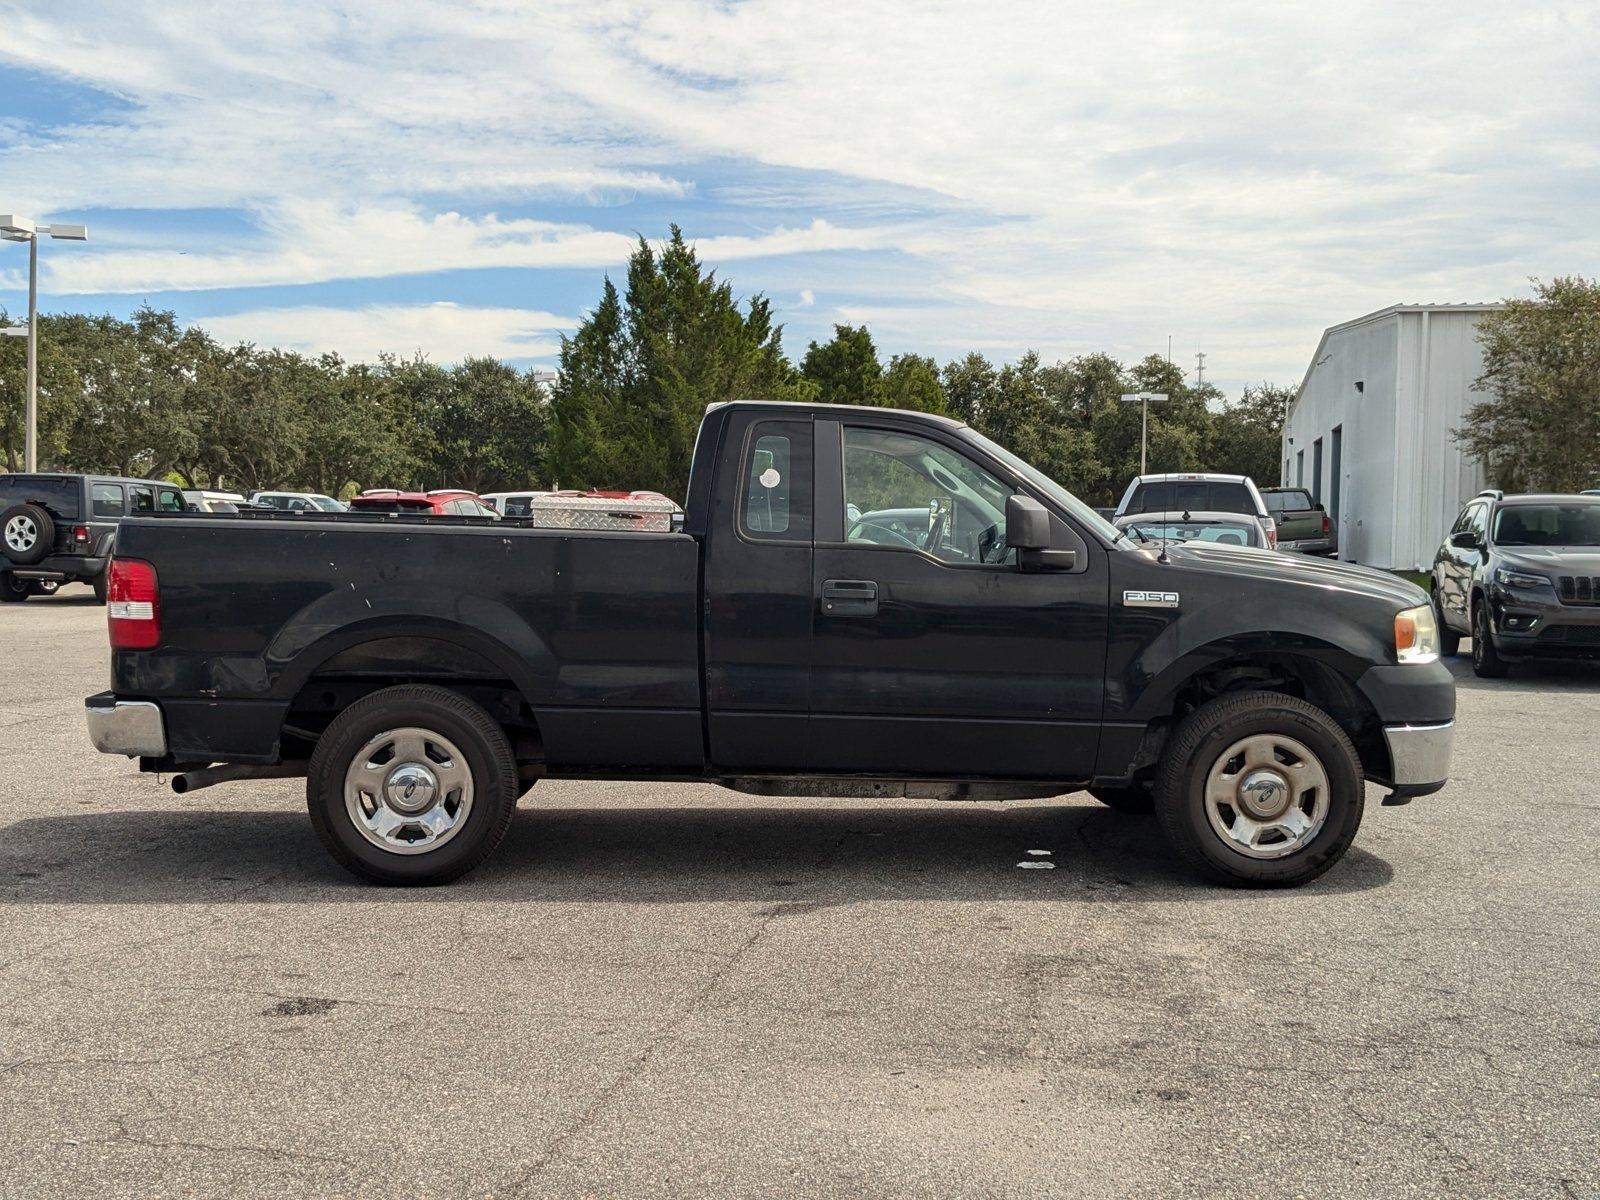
(1123, 590), (1180, 608)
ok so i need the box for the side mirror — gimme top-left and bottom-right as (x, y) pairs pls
(1006, 495), (1076, 571)
(1005, 494), (1051, 550)
(1449, 530), (1481, 550)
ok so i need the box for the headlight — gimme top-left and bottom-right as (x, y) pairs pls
(1394, 604), (1440, 665)
(1494, 566), (1547, 590)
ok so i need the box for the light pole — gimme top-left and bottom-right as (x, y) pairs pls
(2, 215), (89, 472)
(1119, 392), (1169, 475)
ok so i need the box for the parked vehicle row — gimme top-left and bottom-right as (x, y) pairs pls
(86, 400), (1455, 890)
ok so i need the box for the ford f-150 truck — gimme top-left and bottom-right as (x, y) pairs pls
(85, 401), (1455, 887)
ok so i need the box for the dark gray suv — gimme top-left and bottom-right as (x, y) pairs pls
(1431, 490), (1600, 677)
(1, 473), (188, 603)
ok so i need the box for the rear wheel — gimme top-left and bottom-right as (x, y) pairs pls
(1154, 691), (1364, 887)
(1433, 590), (1460, 657)
(1088, 785), (1154, 814)
(1471, 601), (1508, 678)
(306, 684), (521, 885)
(0, 572), (33, 603)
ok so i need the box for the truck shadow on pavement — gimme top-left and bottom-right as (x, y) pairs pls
(2, 801), (1394, 905)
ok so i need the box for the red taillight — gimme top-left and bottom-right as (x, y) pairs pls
(107, 558), (160, 650)
(73, 525), (90, 544)
(1322, 514), (1331, 535)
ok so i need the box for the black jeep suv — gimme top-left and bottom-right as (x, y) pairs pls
(1431, 490), (1600, 677)
(1, 473), (189, 603)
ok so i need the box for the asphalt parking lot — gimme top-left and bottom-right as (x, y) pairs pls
(2, 592), (1596, 1199)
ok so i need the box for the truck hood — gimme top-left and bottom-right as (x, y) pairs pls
(1497, 547), (1600, 575)
(1146, 541), (1428, 608)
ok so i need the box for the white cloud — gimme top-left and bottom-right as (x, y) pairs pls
(2, 0), (1597, 388)
(199, 302), (570, 363)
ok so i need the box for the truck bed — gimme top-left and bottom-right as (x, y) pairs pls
(110, 514), (704, 770)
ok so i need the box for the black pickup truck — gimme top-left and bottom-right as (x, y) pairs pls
(85, 401), (1455, 887)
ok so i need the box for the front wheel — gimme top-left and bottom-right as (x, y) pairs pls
(1153, 691), (1365, 887)
(306, 684), (521, 885)
(1471, 602), (1509, 678)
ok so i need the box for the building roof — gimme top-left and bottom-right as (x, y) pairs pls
(1289, 302), (1504, 421)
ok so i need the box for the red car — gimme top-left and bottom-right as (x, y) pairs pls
(348, 490), (499, 518)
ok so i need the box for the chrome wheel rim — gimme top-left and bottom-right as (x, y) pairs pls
(1203, 733), (1329, 860)
(343, 726), (474, 855)
(4, 516), (37, 553)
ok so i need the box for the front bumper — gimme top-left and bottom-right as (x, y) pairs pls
(1382, 720), (1454, 797)
(1488, 584), (1600, 659)
(85, 693), (167, 758)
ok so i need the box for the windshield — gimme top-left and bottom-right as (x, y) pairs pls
(1493, 503), (1600, 547)
(1127, 520), (1256, 546)
(0, 475), (81, 520)
(311, 496), (346, 512)
(958, 428), (1120, 542)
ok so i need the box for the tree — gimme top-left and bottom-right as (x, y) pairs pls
(877, 353), (949, 415)
(1457, 277), (1600, 492)
(0, 312), (82, 472)
(802, 324), (882, 407)
(549, 228), (810, 499)
(408, 357), (547, 493)
(1210, 383), (1291, 487)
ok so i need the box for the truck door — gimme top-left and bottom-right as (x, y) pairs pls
(701, 412), (814, 771)
(808, 418), (1108, 780)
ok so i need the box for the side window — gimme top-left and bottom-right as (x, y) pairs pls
(128, 486), (154, 513)
(843, 426), (1014, 565)
(91, 483), (125, 518)
(739, 420), (812, 541)
(505, 496), (532, 517)
(157, 487), (185, 512)
(1469, 504), (1490, 538)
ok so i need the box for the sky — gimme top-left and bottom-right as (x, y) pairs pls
(1, 0), (1597, 397)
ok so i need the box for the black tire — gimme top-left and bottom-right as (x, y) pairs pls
(2, 503), (54, 565)
(0, 571), (33, 603)
(1153, 691), (1365, 888)
(1471, 600), (1508, 678)
(92, 571), (108, 604)
(1433, 590), (1460, 657)
(306, 684), (520, 885)
(1088, 785), (1154, 814)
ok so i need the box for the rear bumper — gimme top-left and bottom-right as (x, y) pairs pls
(1382, 720), (1453, 796)
(1279, 536), (1335, 555)
(85, 693), (167, 758)
(8, 554), (106, 582)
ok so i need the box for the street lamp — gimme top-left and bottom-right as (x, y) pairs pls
(1119, 392), (1169, 475)
(2, 215), (89, 473)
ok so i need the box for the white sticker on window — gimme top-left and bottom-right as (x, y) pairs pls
(759, 468), (780, 489)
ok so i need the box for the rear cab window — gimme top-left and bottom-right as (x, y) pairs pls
(1265, 490), (1314, 513)
(739, 420), (812, 541)
(1128, 479), (1256, 516)
(0, 475), (83, 520)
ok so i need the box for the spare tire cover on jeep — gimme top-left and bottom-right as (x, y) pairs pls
(2, 503), (55, 565)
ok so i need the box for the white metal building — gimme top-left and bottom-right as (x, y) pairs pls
(1282, 303), (1501, 572)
